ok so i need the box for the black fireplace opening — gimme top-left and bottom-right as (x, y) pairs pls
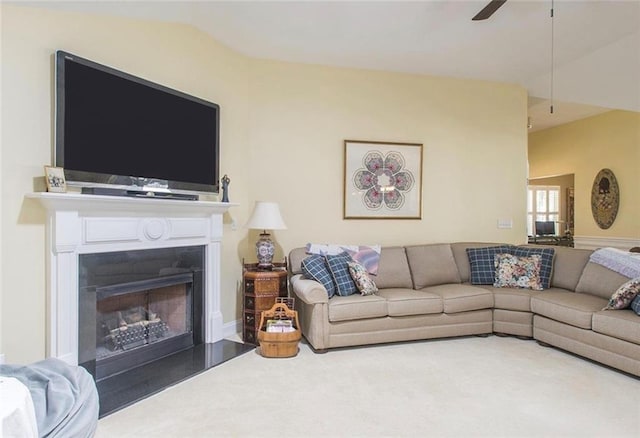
(79, 246), (205, 381)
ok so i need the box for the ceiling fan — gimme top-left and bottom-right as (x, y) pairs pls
(472, 0), (508, 21)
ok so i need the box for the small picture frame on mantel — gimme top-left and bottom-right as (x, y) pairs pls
(44, 166), (67, 193)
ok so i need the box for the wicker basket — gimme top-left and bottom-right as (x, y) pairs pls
(257, 302), (301, 358)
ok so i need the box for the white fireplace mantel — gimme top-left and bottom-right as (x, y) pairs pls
(28, 192), (237, 365)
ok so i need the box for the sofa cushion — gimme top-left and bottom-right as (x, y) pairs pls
(326, 252), (358, 297)
(423, 284), (493, 313)
(477, 285), (535, 312)
(301, 255), (336, 298)
(592, 310), (640, 346)
(466, 245), (512, 285)
(347, 261), (378, 296)
(405, 244), (461, 289)
(373, 247), (414, 289)
(548, 246), (592, 290)
(328, 294), (388, 322)
(575, 262), (630, 299)
(510, 247), (555, 289)
(376, 288), (443, 316)
(603, 277), (640, 310)
(530, 290), (608, 329)
(493, 253), (543, 290)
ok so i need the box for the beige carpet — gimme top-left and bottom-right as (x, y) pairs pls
(96, 336), (639, 437)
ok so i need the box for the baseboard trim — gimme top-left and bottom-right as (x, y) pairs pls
(223, 319), (241, 339)
(573, 235), (640, 251)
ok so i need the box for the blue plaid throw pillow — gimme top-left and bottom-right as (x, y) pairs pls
(466, 246), (513, 285)
(301, 254), (336, 298)
(326, 252), (358, 296)
(630, 294), (640, 316)
(509, 247), (555, 289)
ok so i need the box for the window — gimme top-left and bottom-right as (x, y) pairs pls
(527, 185), (560, 236)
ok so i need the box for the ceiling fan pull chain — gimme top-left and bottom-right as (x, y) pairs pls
(550, 0), (555, 114)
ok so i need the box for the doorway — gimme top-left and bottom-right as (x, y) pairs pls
(528, 174), (575, 238)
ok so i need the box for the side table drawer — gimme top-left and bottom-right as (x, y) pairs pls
(254, 277), (280, 294)
(244, 294), (279, 312)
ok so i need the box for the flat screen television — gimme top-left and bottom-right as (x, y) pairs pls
(55, 50), (220, 196)
(535, 221), (556, 236)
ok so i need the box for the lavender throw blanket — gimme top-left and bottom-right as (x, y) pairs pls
(306, 243), (381, 275)
(589, 247), (640, 279)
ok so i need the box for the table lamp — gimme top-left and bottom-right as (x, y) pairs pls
(244, 201), (287, 270)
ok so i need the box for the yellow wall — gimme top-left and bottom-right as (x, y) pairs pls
(1, 5), (528, 363)
(247, 60), (529, 252)
(528, 111), (640, 239)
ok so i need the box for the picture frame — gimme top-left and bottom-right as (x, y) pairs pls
(44, 166), (67, 193)
(343, 140), (423, 219)
(591, 168), (619, 230)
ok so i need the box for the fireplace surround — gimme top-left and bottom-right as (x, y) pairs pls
(79, 245), (205, 380)
(29, 192), (237, 367)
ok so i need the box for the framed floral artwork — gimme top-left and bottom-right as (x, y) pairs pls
(343, 140), (423, 219)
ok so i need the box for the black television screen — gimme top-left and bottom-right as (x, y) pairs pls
(55, 50), (220, 195)
(535, 221), (556, 236)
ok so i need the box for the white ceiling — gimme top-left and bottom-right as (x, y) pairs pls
(19, 0), (640, 131)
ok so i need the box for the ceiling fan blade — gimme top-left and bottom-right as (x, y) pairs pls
(472, 0), (507, 21)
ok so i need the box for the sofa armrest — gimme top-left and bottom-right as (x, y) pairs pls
(290, 274), (329, 304)
(290, 274), (330, 350)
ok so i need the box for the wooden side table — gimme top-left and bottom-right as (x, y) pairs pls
(242, 260), (288, 345)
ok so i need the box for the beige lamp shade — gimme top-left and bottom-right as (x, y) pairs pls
(244, 202), (287, 231)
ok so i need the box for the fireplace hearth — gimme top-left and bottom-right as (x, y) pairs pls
(97, 339), (254, 417)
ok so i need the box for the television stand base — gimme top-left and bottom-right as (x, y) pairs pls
(81, 187), (198, 201)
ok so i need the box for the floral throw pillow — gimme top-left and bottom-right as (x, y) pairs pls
(493, 253), (543, 291)
(603, 277), (640, 310)
(348, 261), (378, 296)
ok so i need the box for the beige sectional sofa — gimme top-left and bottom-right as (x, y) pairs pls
(288, 243), (640, 377)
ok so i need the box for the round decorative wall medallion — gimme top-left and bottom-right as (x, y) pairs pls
(590, 168), (619, 229)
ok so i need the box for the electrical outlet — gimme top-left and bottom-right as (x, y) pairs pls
(497, 218), (513, 229)
(231, 219), (237, 231)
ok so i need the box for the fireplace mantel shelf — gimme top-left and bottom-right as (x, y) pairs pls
(27, 192), (238, 216)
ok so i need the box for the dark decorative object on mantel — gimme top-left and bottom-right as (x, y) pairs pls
(221, 174), (230, 202)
